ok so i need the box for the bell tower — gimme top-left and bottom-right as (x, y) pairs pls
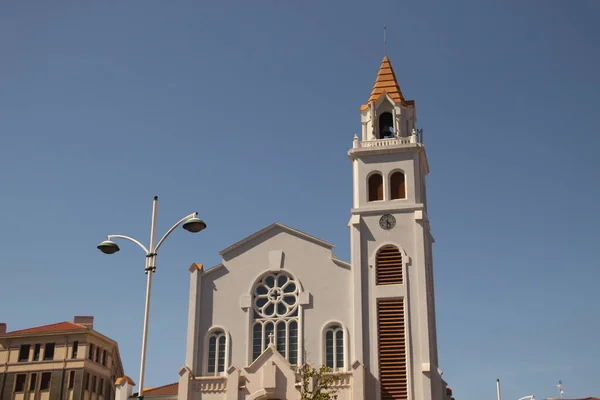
(359, 56), (417, 141)
(348, 56), (445, 400)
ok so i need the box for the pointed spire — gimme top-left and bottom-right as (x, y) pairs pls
(361, 56), (407, 111)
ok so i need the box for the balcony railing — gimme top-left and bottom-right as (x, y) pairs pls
(190, 376), (227, 393)
(293, 371), (353, 389)
(330, 372), (352, 389)
(352, 128), (423, 149)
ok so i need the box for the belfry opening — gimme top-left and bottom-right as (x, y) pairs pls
(378, 112), (395, 138)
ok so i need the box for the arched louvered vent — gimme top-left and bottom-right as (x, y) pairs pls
(376, 246), (403, 285)
(377, 299), (407, 400)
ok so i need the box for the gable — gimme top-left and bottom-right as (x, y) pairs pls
(241, 345), (299, 400)
(203, 222), (348, 278)
(219, 223), (334, 259)
(196, 222), (353, 376)
(244, 344), (291, 374)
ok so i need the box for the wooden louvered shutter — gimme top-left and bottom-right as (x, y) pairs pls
(376, 246), (403, 285)
(377, 299), (408, 400)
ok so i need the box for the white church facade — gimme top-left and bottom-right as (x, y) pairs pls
(116, 56), (455, 400)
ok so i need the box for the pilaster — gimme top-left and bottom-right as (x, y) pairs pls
(114, 377), (134, 400)
(226, 366), (240, 400)
(413, 211), (433, 400)
(351, 361), (365, 400)
(348, 215), (363, 365)
(186, 264), (203, 374)
(177, 367), (191, 400)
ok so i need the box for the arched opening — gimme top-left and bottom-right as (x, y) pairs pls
(378, 112), (394, 139)
(368, 173), (383, 202)
(390, 171), (406, 200)
(376, 245), (403, 285)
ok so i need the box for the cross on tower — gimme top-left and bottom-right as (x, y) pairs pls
(384, 25), (388, 56)
(268, 332), (274, 346)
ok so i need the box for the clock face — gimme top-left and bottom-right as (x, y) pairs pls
(379, 214), (396, 230)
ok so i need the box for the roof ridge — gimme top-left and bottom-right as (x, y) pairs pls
(5, 321), (88, 335)
(219, 222), (335, 256)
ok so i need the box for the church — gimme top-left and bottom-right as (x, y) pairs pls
(116, 55), (455, 400)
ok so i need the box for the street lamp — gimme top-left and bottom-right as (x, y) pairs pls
(97, 195), (206, 399)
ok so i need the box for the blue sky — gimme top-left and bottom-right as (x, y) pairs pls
(1, 1), (599, 399)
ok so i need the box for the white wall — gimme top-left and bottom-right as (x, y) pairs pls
(195, 226), (353, 373)
(351, 139), (440, 400)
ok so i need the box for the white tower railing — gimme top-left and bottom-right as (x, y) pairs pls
(353, 128), (422, 149)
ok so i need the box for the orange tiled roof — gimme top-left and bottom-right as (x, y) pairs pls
(115, 376), (135, 386)
(361, 56), (408, 111)
(143, 383), (178, 396)
(4, 321), (88, 335)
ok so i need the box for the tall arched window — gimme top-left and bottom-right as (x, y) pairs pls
(207, 330), (226, 375)
(252, 272), (299, 365)
(376, 245), (403, 285)
(324, 325), (344, 370)
(390, 171), (406, 200)
(368, 173), (384, 202)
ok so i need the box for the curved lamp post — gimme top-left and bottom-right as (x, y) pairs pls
(97, 195), (206, 399)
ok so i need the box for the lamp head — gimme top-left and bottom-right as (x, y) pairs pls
(182, 217), (206, 233)
(97, 240), (120, 255)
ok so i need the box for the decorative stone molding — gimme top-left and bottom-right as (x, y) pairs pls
(298, 291), (311, 305)
(190, 377), (227, 393)
(269, 250), (284, 271)
(240, 294), (252, 310)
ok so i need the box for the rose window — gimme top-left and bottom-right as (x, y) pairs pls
(253, 273), (298, 318)
(251, 272), (299, 364)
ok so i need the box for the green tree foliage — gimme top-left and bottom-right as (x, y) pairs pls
(298, 363), (341, 400)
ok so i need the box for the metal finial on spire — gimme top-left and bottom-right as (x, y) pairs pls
(557, 380), (564, 399)
(384, 25), (388, 56)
